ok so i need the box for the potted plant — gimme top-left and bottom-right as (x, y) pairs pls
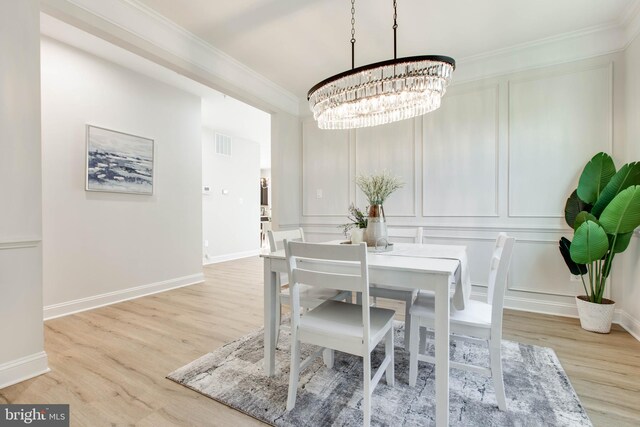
(340, 203), (368, 243)
(559, 152), (640, 333)
(356, 171), (404, 247)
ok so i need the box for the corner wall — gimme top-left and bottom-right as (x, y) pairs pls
(41, 37), (204, 318)
(621, 34), (640, 340)
(0, 0), (48, 389)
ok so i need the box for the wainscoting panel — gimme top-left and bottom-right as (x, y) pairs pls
(508, 62), (613, 217)
(302, 121), (350, 216)
(422, 84), (499, 217)
(298, 53), (629, 333)
(355, 119), (416, 216)
(507, 237), (583, 297)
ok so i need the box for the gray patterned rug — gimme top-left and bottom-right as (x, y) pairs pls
(168, 321), (591, 426)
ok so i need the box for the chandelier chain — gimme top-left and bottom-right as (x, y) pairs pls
(351, 0), (356, 69)
(393, 0), (398, 59)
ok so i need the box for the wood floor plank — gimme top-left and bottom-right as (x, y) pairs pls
(1, 256), (638, 426)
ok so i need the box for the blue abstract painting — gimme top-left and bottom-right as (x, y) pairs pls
(86, 126), (154, 195)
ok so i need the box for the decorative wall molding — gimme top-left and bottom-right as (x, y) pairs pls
(40, 0), (299, 115)
(507, 60), (614, 218)
(0, 351), (50, 390)
(43, 273), (205, 320)
(203, 249), (261, 265)
(300, 223), (572, 234)
(355, 119), (418, 217)
(0, 238), (41, 250)
(422, 83), (500, 218)
(301, 121), (350, 217)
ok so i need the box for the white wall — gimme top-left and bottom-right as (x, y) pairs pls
(41, 37), (204, 318)
(202, 128), (260, 263)
(301, 52), (629, 324)
(0, 0), (49, 388)
(621, 34), (640, 340)
(271, 111), (302, 230)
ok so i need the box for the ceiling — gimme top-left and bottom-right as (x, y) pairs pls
(135, 0), (637, 99)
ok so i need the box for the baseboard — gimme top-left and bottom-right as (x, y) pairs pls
(472, 290), (640, 342)
(43, 273), (205, 320)
(203, 249), (260, 265)
(618, 310), (640, 342)
(0, 351), (50, 390)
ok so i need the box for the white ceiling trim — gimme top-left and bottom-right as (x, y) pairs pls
(622, 1), (640, 47)
(454, 23), (626, 84)
(41, 0), (300, 115)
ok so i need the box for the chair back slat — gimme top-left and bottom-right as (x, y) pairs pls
(287, 241), (365, 262)
(268, 228), (304, 252)
(292, 269), (362, 293)
(487, 235), (515, 338)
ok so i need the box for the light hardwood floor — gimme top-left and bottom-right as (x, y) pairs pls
(2, 256), (639, 426)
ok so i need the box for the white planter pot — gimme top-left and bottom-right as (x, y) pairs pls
(575, 296), (615, 334)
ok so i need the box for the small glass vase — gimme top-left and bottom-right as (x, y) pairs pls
(364, 204), (388, 248)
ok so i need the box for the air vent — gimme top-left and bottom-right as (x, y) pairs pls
(215, 133), (232, 156)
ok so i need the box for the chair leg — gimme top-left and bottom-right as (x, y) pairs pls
(409, 316), (420, 387)
(418, 326), (427, 355)
(363, 353), (372, 427)
(286, 336), (301, 411)
(404, 295), (412, 350)
(323, 348), (334, 369)
(489, 339), (507, 411)
(385, 328), (395, 387)
(275, 298), (281, 345)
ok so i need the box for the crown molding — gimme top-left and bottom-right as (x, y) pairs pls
(453, 22), (626, 84)
(40, 0), (300, 116)
(623, 1), (640, 48)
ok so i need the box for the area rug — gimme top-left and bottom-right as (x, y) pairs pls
(167, 322), (591, 426)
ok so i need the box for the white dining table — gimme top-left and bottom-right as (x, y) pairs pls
(261, 242), (465, 426)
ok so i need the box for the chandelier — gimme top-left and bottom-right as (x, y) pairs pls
(308, 0), (455, 130)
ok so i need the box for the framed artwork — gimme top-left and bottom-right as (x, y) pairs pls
(86, 125), (154, 195)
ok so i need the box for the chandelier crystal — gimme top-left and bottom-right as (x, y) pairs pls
(308, 1), (455, 130)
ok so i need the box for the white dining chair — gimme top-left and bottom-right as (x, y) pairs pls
(408, 233), (515, 411)
(284, 240), (395, 427)
(369, 227), (423, 349)
(268, 229), (351, 342)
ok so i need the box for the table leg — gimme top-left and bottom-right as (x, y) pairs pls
(434, 277), (450, 426)
(264, 258), (277, 376)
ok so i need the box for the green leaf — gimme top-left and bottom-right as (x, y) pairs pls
(573, 211), (598, 231)
(610, 232), (633, 254)
(591, 162), (640, 217)
(564, 190), (591, 228)
(570, 221), (610, 264)
(599, 185), (640, 234)
(558, 237), (588, 275)
(577, 152), (616, 204)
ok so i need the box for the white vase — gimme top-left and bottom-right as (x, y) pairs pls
(364, 204), (388, 247)
(575, 296), (615, 333)
(350, 228), (364, 244)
